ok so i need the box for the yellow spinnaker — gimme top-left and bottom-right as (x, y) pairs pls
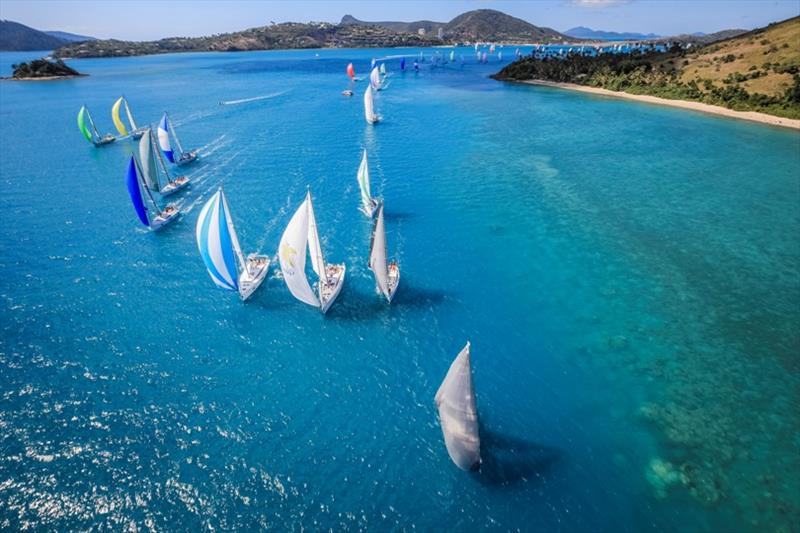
(111, 97), (128, 136)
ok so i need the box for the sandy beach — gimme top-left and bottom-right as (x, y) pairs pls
(518, 80), (800, 130)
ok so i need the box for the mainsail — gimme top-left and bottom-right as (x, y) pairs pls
(124, 99), (138, 130)
(157, 113), (174, 163)
(435, 342), (481, 471)
(368, 202), (390, 298)
(364, 86), (376, 124)
(379, 63), (386, 76)
(400, 57), (406, 71)
(450, 49), (455, 62)
(279, 195), (320, 307)
(196, 189), (241, 291)
(138, 129), (161, 192)
(357, 150), (373, 213)
(347, 62), (355, 80)
(112, 97), (128, 136)
(306, 192), (328, 284)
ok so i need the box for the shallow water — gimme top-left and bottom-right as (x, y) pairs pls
(0, 47), (798, 531)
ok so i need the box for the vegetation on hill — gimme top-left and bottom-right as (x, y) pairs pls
(0, 20), (68, 51)
(494, 17), (800, 119)
(9, 58), (84, 79)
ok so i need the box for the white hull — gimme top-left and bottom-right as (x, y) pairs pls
(319, 263), (346, 314)
(160, 176), (191, 196)
(366, 115), (380, 125)
(361, 198), (379, 218)
(94, 135), (116, 147)
(239, 254), (270, 301)
(386, 264), (400, 303)
(150, 206), (179, 231)
(176, 151), (198, 166)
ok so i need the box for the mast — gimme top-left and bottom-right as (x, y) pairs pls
(86, 107), (100, 140)
(219, 188), (246, 274)
(132, 155), (162, 216)
(150, 129), (173, 186)
(166, 113), (185, 156)
(306, 191), (328, 285)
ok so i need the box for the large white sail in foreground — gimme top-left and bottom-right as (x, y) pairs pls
(357, 150), (375, 214)
(368, 202), (390, 298)
(279, 195), (320, 307)
(435, 342), (481, 470)
(364, 86), (377, 124)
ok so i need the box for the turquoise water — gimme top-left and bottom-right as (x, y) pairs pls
(1, 47), (798, 531)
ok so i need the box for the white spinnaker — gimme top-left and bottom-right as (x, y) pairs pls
(435, 342), (481, 470)
(279, 196), (320, 307)
(364, 87), (375, 123)
(305, 192), (327, 284)
(220, 189), (245, 273)
(368, 203), (389, 298)
(139, 130), (160, 191)
(357, 150), (372, 210)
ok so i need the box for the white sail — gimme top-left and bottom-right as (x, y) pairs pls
(435, 342), (481, 471)
(279, 196), (320, 307)
(357, 150), (373, 211)
(368, 203), (390, 298)
(220, 189), (246, 271)
(369, 66), (381, 89)
(364, 87), (376, 124)
(306, 192), (328, 284)
(139, 129), (161, 192)
(124, 99), (138, 130)
(379, 62), (386, 75)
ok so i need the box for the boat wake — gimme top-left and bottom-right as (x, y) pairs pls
(219, 91), (289, 106)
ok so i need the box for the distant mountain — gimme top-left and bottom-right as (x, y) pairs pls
(564, 26), (660, 41)
(0, 20), (68, 51)
(44, 30), (95, 42)
(669, 28), (749, 45)
(341, 15), (444, 35)
(344, 9), (569, 43)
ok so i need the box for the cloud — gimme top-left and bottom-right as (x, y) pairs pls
(569, 0), (632, 7)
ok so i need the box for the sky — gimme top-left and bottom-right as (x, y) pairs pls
(1, 0), (798, 41)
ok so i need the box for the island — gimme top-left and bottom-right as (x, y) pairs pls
(7, 58), (85, 80)
(492, 16), (800, 125)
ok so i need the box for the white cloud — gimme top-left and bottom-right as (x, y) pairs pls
(569, 0), (632, 7)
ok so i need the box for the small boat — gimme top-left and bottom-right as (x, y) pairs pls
(77, 105), (115, 147)
(364, 86), (379, 125)
(369, 66), (382, 91)
(111, 96), (147, 139)
(196, 188), (269, 301)
(450, 49), (456, 62)
(400, 57), (406, 71)
(379, 62), (387, 77)
(368, 202), (400, 303)
(498, 51), (503, 61)
(489, 44), (495, 54)
(347, 62), (356, 81)
(435, 341), (480, 471)
(139, 128), (190, 197)
(125, 156), (179, 231)
(356, 149), (378, 217)
(157, 112), (197, 166)
(342, 89), (353, 97)
(278, 189), (345, 314)
(371, 58), (377, 69)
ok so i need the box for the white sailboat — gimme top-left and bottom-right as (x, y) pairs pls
(435, 341), (481, 471)
(139, 128), (190, 196)
(125, 156), (179, 231)
(111, 96), (147, 139)
(278, 190), (346, 314)
(356, 149), (379, 217)
(369, 66), (382, 91)
(364, 86), (380, 125)
(196, 188), (270, 301)
(157, 112), (198, 166)
(368, 202), (400, 303)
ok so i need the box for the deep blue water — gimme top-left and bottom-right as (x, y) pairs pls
(1, 47), (798, 531)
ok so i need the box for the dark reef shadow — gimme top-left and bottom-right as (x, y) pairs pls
(389, 283), (446, 308)
(474, 429), (561, 487)
(383, 211), (416, 222)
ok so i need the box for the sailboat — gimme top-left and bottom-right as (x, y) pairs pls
(379, 62), (387, 77)
(435, 341), (481, 471)
(364, 86), (380, 125)
(369, 66), (382, 91)
(356, 149), (379, 217)
(278, 190), (346, 314)
(368, 202), (400, 303)
(450, 49), (456, 62)
(111, 96), (147, 139)
(400, 57), (406, 71)
(139, 128), (190, 196)
(77, 105), (115, 147)
(125, 156), (179, 231)
(196, 188), (270, 301)
(157, 113), (197, 166)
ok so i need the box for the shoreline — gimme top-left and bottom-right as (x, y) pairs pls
(511, 79), (800, 130)
(1, 74), (86, 81)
